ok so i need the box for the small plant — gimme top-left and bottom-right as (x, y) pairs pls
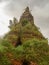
(21, 19), (28, 26)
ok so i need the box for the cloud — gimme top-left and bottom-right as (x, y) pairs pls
(3, 0), (49, 17)
(0, 0), (9, 2)
(32, 4), (49, 39)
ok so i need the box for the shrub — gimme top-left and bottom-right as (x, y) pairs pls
(21, 20), (28, 26)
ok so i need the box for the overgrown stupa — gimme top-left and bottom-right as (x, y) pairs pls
(20, 7), (34, 25)
(4, 7), (46, 46)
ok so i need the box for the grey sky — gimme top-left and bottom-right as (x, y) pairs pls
(0, 0), (49, 41)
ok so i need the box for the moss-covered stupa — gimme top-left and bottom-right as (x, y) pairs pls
(4, 7), (47, 46)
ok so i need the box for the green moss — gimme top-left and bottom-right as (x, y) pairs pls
(0, 38), (49, 65)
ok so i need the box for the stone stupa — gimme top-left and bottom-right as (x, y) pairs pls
(20, 7), (34, 25)
(4, 7), (47, 46)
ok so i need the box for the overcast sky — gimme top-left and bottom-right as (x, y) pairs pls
(0, 0), (49, 41)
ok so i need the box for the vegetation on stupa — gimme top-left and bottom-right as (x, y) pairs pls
(4, 7), (47, 46)
(0, 7), (49, 65)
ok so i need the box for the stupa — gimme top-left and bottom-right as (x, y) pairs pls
(4, 7), (46, 46)
(20, 7), (34, 25)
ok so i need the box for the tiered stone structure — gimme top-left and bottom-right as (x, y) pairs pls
(20, 7), (34, 25)
(4, 7), (46, 46)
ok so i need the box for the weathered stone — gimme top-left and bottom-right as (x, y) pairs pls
(20, 7), (34, 25)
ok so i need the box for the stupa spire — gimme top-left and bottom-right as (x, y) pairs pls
(25, 6), (30, 12)
(20, 6), (34, 25)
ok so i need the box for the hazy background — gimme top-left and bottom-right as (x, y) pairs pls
(0, 0), (49, 41)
